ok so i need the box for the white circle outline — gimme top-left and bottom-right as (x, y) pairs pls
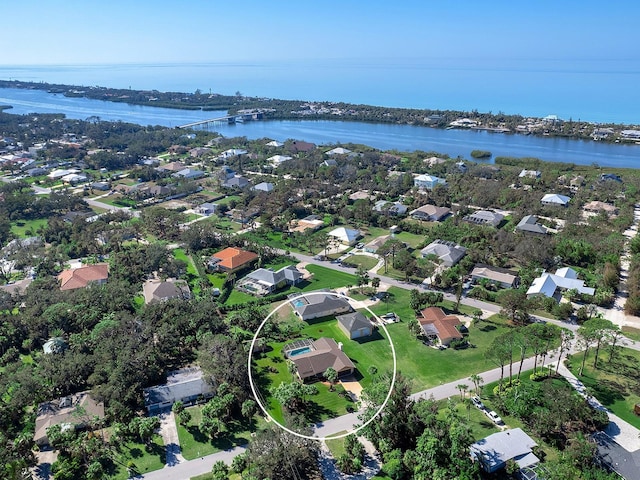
(248, 290), (397, 441)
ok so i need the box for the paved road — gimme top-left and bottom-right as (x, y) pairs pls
(140, 446), (246, 480)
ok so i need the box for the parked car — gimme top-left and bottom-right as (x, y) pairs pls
(485, 410), (503, 425)
(471, 396), (485, 410)
(355, 242), (364, 249)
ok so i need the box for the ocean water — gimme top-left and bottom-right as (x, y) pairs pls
(1, 59), (639, 125)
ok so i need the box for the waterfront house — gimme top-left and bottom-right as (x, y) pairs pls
(288, 140), (316, 154)
(518, 169), (541, 179)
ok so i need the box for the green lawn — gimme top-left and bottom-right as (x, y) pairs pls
(568, 346), (640, 429)
(10, 218), (47, 237)
(216, 195), (242, 206)
(109, 435), (165, 479)
(176, 405), (266, 460)
(98, 194), (137, 208)
(325, 430), (349, 458)
(173, 248), (201, 294)
(343, 254), (378, 270)
(295, 264), (357, 291)
(622, 325), (640, 342)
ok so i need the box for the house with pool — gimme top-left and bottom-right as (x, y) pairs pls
(283, 337), (355, 382)
(289, 292), (352, 321)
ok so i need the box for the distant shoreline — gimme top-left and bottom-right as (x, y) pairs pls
(0, 79), (639, 146)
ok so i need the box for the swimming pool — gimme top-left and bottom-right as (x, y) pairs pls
(292, 299), (306, 308)
(288, 347), (312, 357)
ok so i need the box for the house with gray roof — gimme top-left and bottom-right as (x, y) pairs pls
(291, 292), (352, 321)
(470, 428), (539, 473)
(222, 175), (249, 189)
(337, 312), (373, 339)
(515, 215), (548, 235)
(252, 181), (275, 192)
(373, 200), (408, 216)
(463, 210), (504, 227)
(173, 168), (205, 180)
(541, 193), (570, 207)
(237, 265), (304, 296)
(420, 240), (467, 267)
(195, 202), (218, 216)
(143, 367), (214, 414)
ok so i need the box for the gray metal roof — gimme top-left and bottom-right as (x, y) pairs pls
(470, 428), (538, 473)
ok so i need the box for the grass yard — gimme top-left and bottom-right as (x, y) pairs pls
(191, 474), (241, 480)
(176, 405), (266, 460)
(216, 195), (242, 206)
(109, 435), (165, 479)
(295, 264), (357, 291)
(568, 346), (640, 429)
(173, 248), (201, 294)
(10, 218), (47, 237)
(343, 254), (378, 270)
(325, 430), (349, 458)
(436, 399), (500, 441)
(622, 325), (640, 342)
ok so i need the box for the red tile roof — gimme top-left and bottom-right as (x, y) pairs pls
(58, 264), (109, 290)
(212, 247), (258, 270)
(419, 307), (463, 342)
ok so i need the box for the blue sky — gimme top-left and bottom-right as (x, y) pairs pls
(2, 0), (639, 65)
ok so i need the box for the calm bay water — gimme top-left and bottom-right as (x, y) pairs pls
(1, 85), (640, 168)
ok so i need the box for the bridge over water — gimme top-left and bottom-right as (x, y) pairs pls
(176, 111), (264, 129)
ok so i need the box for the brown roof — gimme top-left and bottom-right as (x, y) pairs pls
(292, 337), (355, 380)
(411, 204), (451, 221)
(419, 307), (463, 342)
(58, 264), (109, 291)
(212, 247), (259, 270)
(34, 391), (105, 444)
(159, 161), (186, 172)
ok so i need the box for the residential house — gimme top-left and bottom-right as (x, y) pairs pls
(226, 207), (260, 225)
(373, 200), (408, 216)
(158, 161), (186, 172)
(267, 154), (292, 166)
(541, 193), (570, 207)
(471, 428), (539, 474)
(252, 182), (274, 192)
(237, 265), (304, 296)
(413, 174), (447, 190)
(424, 156), (447, 167)
(518, 169), (541, 179)
(410, 204), (451, 222)
(285, 337), (355, 381)
(420, 240), (467, 267)
(290, 214), (325, 233)
(219, 148), (247, 159)
(222, 175), (249, 189)
(26, 167), (48, 177)
(322, 159), (338, 167)
(34, 391), (105, 446)
(62, 210), (94, 223)
(288, 141), (316, 154)
(592, 127), (614, 140)
(143, 367), (214, 414)
(265, 140), (284, 147)
(58, 263), (109, 291)
(328, 227), (361, 246)
(583, 201), (618, 216)
(336, 312), (373, 339)
(600, 173), (622, 183)
(173, 168), (205, 180)
(593, 431), (640, 480)
(291, 292), (352, 321)
(326, 147), (352, 156)
(142, 278), (191, 305)
(455, 161), (467, 173)
(470, 264), (519, 289)
(209, 247), (259, 273)
(0, 277), (33, 296)
(418, 307), (463, 346)
(462, 210), (504, 227)
(515, 215), (548, 235)
(526, 267), (595, 300)
(620, 130), (640, 140)
(363, 235), (390, 254)
(189, 147), (211, 158)
(91, 181), (110, 191)
(195, 202), (218, 216)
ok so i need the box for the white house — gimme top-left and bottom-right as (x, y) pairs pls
(328, 227), (361, 246)
(267, 154), (293, 166)
(526, 267), (595, 300)
(413, 174), (447, 190)
(541, 193), (570, 207)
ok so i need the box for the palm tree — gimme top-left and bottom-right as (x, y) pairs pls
(469, 374), (483, 396)
(456, 383), (469, 399)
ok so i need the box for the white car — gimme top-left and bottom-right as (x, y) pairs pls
(485, 410), (503, 425)
(471, 396), (485, 410)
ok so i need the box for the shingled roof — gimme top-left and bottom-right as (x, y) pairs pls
(58, 264), (109, 290)
(291, 337), (355, 380)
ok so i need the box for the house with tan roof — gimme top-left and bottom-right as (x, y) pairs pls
(410, 204), (451, 222)
(285, 337), (355, 381)
(471, 264), (519, 289)
(209, 247), (259, 273)
(34, 391), (105, 446)
(418, 307), (463, 346)
(58, 263), (109, 291)
(142, 278), (191, 304)
(583, 201), (618, 216)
